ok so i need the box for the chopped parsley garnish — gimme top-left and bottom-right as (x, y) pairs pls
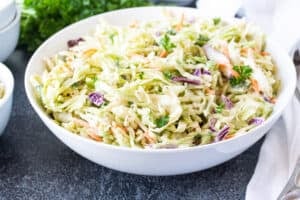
(155, 116), (169, 128)
(160, 34), (176, 53)
(215, 103), (225, 113)
(213, 18), (221, 25)
(195, 34), (210, 47)
(229, 65), (253, 86)
(193, 134), (202, 145)
(109, 33), (116, 44)
(166, 29), (177, 35)
(163, 71), (173, 79)
(138, 72), (144, 79)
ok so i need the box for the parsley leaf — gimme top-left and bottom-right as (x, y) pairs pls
(215, 103), (225, 113)
(195, 34), (210, 47)
(166, 29), (176, 35)
(163, 71), (173, 79)
(229, 65), (253, 86)
(213, 18), (221, 25)
(160, 34), (176, 53)
(138, 72), (144, 79)
(155, 116), (169, 128)
(109, 33), (116, 44)
(18, 0), (150, 51)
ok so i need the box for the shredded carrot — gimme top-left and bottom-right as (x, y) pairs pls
(73, 118), (103, 141)
(176, 13), (184, 31)
(160, 50), (168, 58)
(240, 48), (248, 54)
(240, 47), (256, 55)
(231, 70), (240, 78)
(87, 129), (102, 142)
(205, 88), (215, 95)
(129, 20), (138, 28)
(261, 51), (270, 56)
(83, 49), (97, 57)
(110, 124), (129, 138)
(224, 134), (234, 140)
(270, 97), (276, 104)
(250, 78), (260, 93)
(144, 132), (155, 144)
(218, 63), (239, 78)
(221, 45), (230, 59)
(73, 118), (90, 127)
(116, 125), (128, 135)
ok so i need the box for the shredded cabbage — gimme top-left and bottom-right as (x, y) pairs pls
(0, 81), (4, 99)
(31, 15), (279, 149)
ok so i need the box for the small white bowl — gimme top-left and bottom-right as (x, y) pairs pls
(0, 63), (14, 136)
(0, 0), (16, 30)
(25, 7), (296, 175)
(0, 7), (20, 62)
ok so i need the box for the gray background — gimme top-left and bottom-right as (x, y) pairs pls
(0, 49), (263, 200)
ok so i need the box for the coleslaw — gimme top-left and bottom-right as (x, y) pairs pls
(0, 81), (4, 99)
(31, 15), (280, 149)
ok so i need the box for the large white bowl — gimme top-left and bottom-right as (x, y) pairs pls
(0, 63), (14, 136)
(0, 7), (20, 62)
(24, 7), (296, 175)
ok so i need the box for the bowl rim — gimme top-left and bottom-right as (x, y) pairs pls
(24, 6), (297, 153)
(0, 0), (16, 30)
(0, 0), (14, 10)
(0, 62), (14, 108)
(0, 6), (20, 34)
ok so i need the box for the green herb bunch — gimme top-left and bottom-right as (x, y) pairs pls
(17, 0), (150, 51)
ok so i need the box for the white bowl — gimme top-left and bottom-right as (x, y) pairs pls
(24, 7), (296, 175)
(0, 0), (16, 30)
(0, 7), (20, 62)
(0, 63), (14, 136)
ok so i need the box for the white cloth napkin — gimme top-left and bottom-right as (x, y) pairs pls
(197, 0), (300, 199)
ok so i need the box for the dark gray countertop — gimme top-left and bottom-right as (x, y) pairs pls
(0, 49), (263, 200)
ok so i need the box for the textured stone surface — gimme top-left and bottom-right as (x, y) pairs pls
(0, 50), (263, 200)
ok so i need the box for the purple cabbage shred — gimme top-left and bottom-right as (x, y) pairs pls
(193, 68), (201, 76)
(193, 68), (211, 76)
(155, 31), (162, 37)
(221, 95), (234, 109)
(201, 68), (211, 75)
(188, 17), (196, 24)
(216, 125), (230, 141)
(88, 92), (105, 107)
(249, 118), (264, 125)
(172, 76), (200, 85)
(209, 118), (217, 132)
(67, 37), (84, 48)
